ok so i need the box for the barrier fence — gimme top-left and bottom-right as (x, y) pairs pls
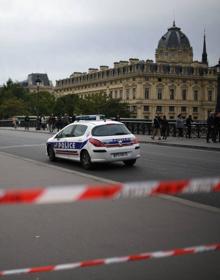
(0, 243), (219, 277)
(1, 177), (220, 277)
(0, 177), (220, 205)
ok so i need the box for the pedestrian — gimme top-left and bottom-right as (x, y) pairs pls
(215, 112), (220, 143)
(48, 114), (55, 133)
(41, 115), (46, 130)
(151, 114), (161, 140)
(176, 114), (184, 137)
(56, 115), (63, 131)
(206, 112), (215, 143)
(115, 114), (120, 121)
(36, 116), (41, 130)
(185, 115), (193, 138)
(62, 113), (69, 128)
(24, 115), (30, 130)
(71, 114), (76, 123)
(161, 115), (169, 140)
(12, 116), (18, 129)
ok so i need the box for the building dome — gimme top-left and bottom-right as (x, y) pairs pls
(155, 22), (193, 64)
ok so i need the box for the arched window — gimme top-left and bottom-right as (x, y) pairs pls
(157, 88), (163, 100)
(170, 89), (175, 100)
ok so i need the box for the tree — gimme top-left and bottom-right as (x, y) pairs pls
(75, 93), (130, 118)
(0, 98), (27, 118)
(28, 91), (56, 116)
(54, 94), (79, 116)
(0, 79), (56, 118)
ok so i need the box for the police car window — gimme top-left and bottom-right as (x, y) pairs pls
(56, 125), (74, 138)
(92, 124), (131, 136)
(72, 124), (87, 137)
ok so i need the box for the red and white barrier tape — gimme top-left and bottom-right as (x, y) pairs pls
(0, 177), (220, 205)
(0, 243), (219, 277)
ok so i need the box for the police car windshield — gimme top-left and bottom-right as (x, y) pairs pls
(92, 124), (131, 137)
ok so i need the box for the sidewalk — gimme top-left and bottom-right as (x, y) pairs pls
(136, 134), (220, 151)
(0, 126), (220, 151)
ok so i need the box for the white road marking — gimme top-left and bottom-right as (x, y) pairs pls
(0, 144), (45, 149)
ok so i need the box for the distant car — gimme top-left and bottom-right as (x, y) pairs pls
(46, 119), (140, 169)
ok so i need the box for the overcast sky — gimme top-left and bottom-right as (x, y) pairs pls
(0, 0), (219, 85)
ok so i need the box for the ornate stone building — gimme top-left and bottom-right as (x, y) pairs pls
(55, 22), (218, 120)
(20, 73), (54, 93)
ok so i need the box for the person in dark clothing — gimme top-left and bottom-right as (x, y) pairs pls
(62, 114), (69, 128)
(56, 116), (63, 131)
(24, 115), (30, 130)
(161, 115), (169, 140)
(185, 115), (193, 138)
(215, 112), (220, 142)
(151, 115), (161, 140)
(206, 112), (215, 143)
(48, 115), (55, 133)
(72, 114), (76, 123)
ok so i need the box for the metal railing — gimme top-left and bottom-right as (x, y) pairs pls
(0, 118), (208, 138)
(120, 119), (208, 138)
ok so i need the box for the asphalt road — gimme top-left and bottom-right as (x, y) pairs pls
(0, 129), (219, 182)
(0, 129), (220, 280)
(1, 129), (220, 207)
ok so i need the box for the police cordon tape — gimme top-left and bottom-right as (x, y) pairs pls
(0, 177), (220, 205)
(0, 243), (219, 277)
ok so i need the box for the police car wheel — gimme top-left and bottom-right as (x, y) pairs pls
(123, 159), (136, 167)
(48, 146), (56, 161)
(80, 150), (92, 169)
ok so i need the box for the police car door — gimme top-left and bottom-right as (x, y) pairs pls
(53, 124), (76, 159)
(68, 124), (88, 160)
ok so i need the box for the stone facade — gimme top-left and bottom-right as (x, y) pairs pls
(55, 23), (218, 121)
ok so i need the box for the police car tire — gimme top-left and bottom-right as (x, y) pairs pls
(123, 159), (136, 167)
(48, 146), (56, 161)
(80, 150), (92, 170)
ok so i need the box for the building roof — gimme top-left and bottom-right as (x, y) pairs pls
(27, 73), (50, 86)
(157, 21), (191, 50)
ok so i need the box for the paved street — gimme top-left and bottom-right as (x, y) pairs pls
(0, 128), (220, 279)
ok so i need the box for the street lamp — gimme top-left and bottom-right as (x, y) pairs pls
(215, 58), (220, 115)
(35, 76), (41, 129)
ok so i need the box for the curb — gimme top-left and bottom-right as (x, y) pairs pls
(139, 140), (220, 152)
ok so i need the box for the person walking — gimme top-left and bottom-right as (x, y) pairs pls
(176, 114), (184, 137)
(161, 115), (169, 140)
(215, 112), (220, 143)
(12, 116), (18, 129)
(206, 112), (215, 143)
(41, 115), (46, 130)
(151, 114), (161, 140)
(56, 115), (63, 131)
(24, 115), (30, 130)
(185, 115), (193, 138)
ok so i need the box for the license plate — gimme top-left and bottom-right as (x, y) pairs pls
(112, 152), (128, 158)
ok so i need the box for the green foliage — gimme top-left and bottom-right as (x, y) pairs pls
(74, 93), (130, 118)
(54, 94), (79, 116)
(0, 79), (130, 119)
(27, 91), (56, 115)
(0, 97), (27, 118)
(0, 79), (55, 118)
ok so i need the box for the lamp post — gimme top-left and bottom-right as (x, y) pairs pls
(215, 58), (220, 115)
(35, 76), (41, 129)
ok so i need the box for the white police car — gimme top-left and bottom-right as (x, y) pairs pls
(46, 119), (140, 169)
